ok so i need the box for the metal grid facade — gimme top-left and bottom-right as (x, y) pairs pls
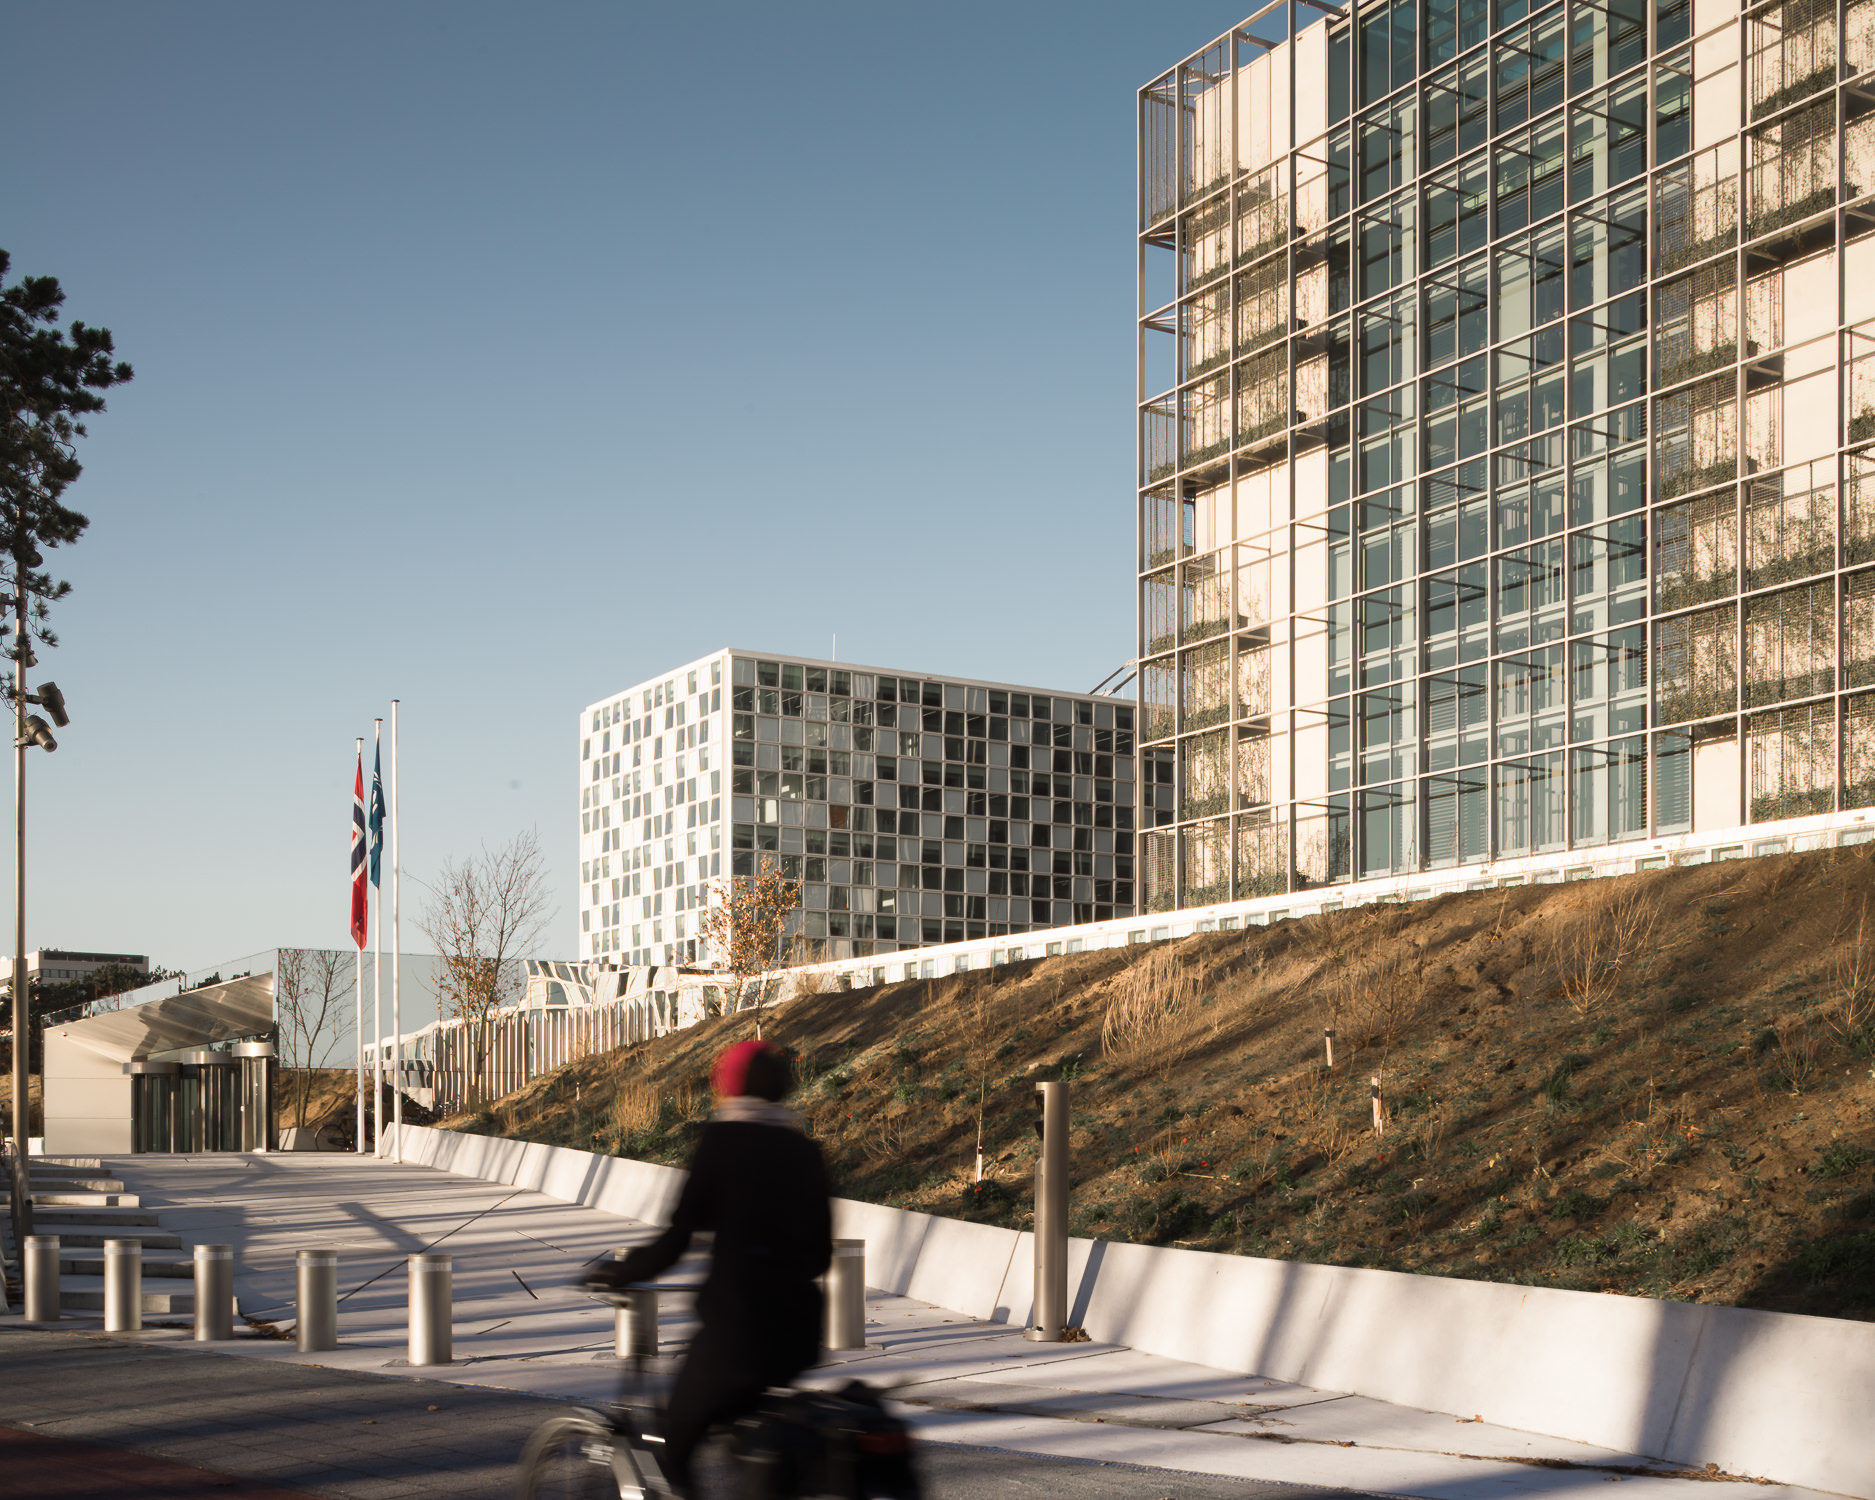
(1137, 0), (1875, 909)
(579, 651), (1136, 967)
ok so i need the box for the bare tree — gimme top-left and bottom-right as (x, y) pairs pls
(1827, 898), (1875, 1049)
(275, 948), (347, 1129)
(418, 831), (554, 1104)
(696, 855), (801, 1038)
(1548, 887), (1658, 1019)
(969, 975), (997, 1181)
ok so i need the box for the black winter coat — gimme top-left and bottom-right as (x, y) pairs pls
(613, 1118), (834, 1385)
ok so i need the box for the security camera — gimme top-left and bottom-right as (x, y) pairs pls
(22, 715), (56, 752)
(33, 681), (68, 728)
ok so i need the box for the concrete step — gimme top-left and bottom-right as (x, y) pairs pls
(31, 1157), (103, 1171)
(1, 1191), (142, 1208)
(60, 1255), (194, 1279)
(54, 1275), (196, 1316)
(26, 1175), (129, 1192)
(50, 1229), (184, 1251)
(26, 1208), (162, 1228)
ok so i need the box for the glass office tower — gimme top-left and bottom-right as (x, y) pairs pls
(1138, 0), (1875, 910)
(579, 651), (1136, 966)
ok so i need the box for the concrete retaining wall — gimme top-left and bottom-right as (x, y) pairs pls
(394, 1124), (1874, 1498)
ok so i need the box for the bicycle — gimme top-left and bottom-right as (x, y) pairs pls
(515, 1284), (921, 1500)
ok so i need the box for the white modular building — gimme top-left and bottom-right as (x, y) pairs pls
(578, 650), (1139, 966)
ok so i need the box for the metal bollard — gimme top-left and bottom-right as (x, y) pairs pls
(104, 1240), (142, 1332)
(616, 1286), (658, 1360)
(407, 1253), (452, 1366)
(296, 1250), (338, 1353)
(825, 1238), (865, 1351)
(24, 1236), (60, 1322)
(193, 1244), (233, 1341)
(1026, 1080), (1069, 1342)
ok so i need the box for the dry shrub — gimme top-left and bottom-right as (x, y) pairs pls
(608, 1081), (661, 1139)
(1764, 1016), (1819, 1095)
(1826, 900), (1875, 1047)
(861, 1119), (905, 1165)
(1291, 1065), (1331, 1125)
(1334, 957), (1427, 1052)
(785, 937), (840, 999)
(791, 966), (839, 1000)
(1548, 886), (1658, 1019)
(1102, 945), (1203, 1057)
(1291, 911), (1348, 965)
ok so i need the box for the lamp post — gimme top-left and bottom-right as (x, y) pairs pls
(7, 563), (68, 1252)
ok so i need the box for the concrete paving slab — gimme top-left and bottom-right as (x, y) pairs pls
(1189, 1394), (1662, 1466)
(799, 1312), (1131, 1387)
(892, 1376), (1256, 1429)
(962, 1345), (1349, 1407)
(896, 1406), (1827, 1500)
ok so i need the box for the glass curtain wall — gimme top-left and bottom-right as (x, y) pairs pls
(1139, 0), (1875, 909)
(727, 661), (1137, 950)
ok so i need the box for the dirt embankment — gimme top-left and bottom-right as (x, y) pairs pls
(445, 848), (1875, 1320)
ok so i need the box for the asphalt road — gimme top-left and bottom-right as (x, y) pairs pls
(0, 1326), (1377, 1500)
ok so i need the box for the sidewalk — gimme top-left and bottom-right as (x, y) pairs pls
(0, 1153), (1843, 1500)
(0, 1325), (1370, 1500)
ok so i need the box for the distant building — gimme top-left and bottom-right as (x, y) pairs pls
(579, 649), (1138, 967)
(0, 948), (149, 993)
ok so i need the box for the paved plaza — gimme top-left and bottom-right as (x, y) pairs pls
(0, 1152), (1839, 1498)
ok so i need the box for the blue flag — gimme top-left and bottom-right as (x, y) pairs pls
(368, 739), (386, 888)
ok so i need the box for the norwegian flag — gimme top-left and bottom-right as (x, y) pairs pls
(350, 749), (368, 949)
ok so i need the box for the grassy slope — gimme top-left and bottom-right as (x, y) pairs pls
(446, 848), (1875, 1320)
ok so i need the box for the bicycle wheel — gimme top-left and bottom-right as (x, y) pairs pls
(514, 1415), (624, 1500)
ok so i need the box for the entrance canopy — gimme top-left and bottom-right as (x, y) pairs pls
(46, 973), (275, 1065)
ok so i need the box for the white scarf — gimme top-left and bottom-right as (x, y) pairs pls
(711, 1096), (801, 1130)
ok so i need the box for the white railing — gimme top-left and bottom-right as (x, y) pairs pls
(790, 802), (1875, 987)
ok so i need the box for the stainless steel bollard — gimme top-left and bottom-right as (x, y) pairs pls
(407, 1253), (452, 1366)
(825, 1238), (866, 1350)
(296, 1250), (338, 1353)
(193, 1244), (233, 1341)
(1026, 1080), (1069, 1342)
(24, 1236), (60, 1322)
(615, 1286), (658, 1360)
(104, 1239), (142, 1331)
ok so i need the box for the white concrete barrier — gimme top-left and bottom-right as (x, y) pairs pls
(394, 1124), (1875, 1497)
(398, 1123), (683, 1225)
(903, 1215), (1022, 1324)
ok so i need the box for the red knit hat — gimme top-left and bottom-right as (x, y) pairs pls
(711, 1039), (779, 1100)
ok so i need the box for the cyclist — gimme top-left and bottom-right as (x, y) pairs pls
(585, 1039), (832, 1496)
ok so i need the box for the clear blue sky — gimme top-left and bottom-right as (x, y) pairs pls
(2, 1), (1240, 969)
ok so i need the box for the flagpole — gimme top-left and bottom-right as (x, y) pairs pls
(372, 718), (385, 1157)
(353, 737), (365, 1156)
(391, 699), (402, 1164)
